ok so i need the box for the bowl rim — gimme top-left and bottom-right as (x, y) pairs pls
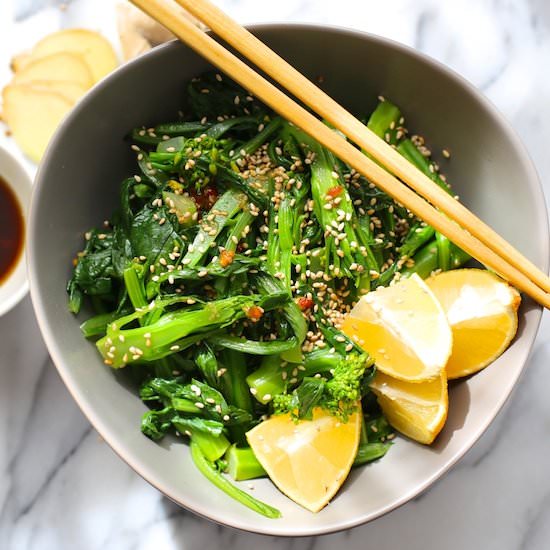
(0, 144), (32, 317)
(28, 22), (550, 536)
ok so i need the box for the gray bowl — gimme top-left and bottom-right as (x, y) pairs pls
(28, 24), (549, 536)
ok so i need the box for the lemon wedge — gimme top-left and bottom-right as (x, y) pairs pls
(370, 371), (448, 444)
(426, 268), (521, 379)
(246, 406), (361, 513)
(342, 273), (452, 382)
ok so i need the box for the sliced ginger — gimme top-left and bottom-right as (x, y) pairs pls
(2, 85), (73, 163)
(11, 29), (117, 83)
(4, 29), (118, 162)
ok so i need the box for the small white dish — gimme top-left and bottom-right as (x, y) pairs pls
(0, 145), (32, 317)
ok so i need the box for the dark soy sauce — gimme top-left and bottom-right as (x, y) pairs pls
(0, 175), (24, 284)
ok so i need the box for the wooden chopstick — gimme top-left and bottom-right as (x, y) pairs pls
(129, 0), (550, 309)
(174, 0), (550, 297)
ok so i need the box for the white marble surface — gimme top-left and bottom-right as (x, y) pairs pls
(1, 0), (550, 548)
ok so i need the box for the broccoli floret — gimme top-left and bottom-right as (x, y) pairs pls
(273, 352), (374, 421)
(324, 353), (373, 419)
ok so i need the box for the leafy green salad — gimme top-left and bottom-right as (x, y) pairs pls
(68, 72), (468, 517)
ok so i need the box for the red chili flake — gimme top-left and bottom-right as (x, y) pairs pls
(219, 249), (235, 268)
(297, 297), (314, 311)
(191, 185), (219, 210)
(245, 305), (264, 322)
(326, 185), (344, 199)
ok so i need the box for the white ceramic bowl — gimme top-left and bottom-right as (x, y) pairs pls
(0, 145), (32, 317)
(28, 26), (549, 536)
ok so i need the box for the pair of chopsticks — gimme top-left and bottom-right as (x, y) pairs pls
(130, 0), (550, 308)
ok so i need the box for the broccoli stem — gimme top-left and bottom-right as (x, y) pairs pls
(80, 311), (121, 338)
(254, 272), (306, 363)
(246, 355), (287, 404)
(436, 231), (451, 271)
(399, 224), (436, 259)
(173, 424), (229, 462)
(183, 189), (247, 268)
(276, 197), (296, 290)
(219, 349), (253, 413)
(367, 100), (401, 143)
(359, 417), (368, 445)
(265, 199), (281, 275)
(209, 335), (298, 355)
(233, 117), (283, 159)
(374, 222), (438, 287)
(123, 265), (148, 310)
(171, 399), (203, 414)
(131, 122), (211, 145)
(397, 139), (452, 194)
(195, 344), (222, 388)
(226, 444), (269, 481)
(223, 211), (254, 252)
(190, 440), (281, 519)
(302, 348), (342, 374)
(401, 240), (470, 279)
(217, 349), (254, 445)
(97, 294), (287, 368)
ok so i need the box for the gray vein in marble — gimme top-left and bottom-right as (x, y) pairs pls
(5, 360), (89, 509)
(3, 357), (50, 476)
(519, 492), (550, 550)
(519, 491), (550, 550)
(18, 425), (93, 519)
